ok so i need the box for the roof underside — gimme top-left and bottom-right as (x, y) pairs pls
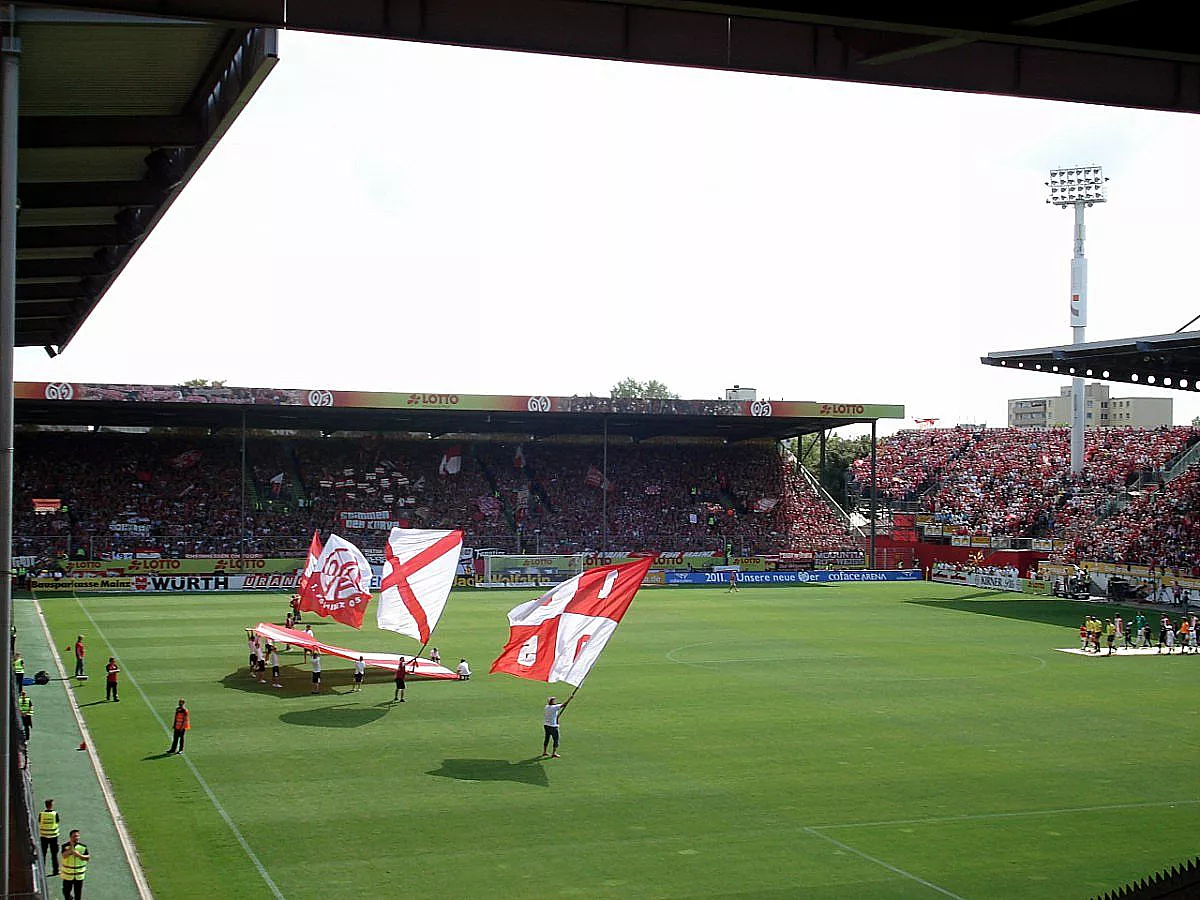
(16, 2), (1200, 350)
(13, 9), (277, 349)
(13, 399), (877, 441)
(982, 331), (1200, 392)
(29, 1), (1200, 114)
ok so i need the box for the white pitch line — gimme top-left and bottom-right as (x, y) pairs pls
(803, 826), (966, 899)
(809, 798), (1200, 831)
(75, 598), (286, 900)
(30, 595), (155, 900)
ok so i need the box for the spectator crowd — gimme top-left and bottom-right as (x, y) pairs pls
(13, 431), (859, 558)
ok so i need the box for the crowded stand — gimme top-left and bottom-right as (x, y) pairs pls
(1074, 465), (1200, 571)
(13, 431), (858, 558)
(850, 426), (1198, 544)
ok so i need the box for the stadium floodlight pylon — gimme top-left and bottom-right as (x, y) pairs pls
(1046, 165), (1107, 475)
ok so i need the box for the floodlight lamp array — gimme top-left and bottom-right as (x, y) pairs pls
(1046, 165), (1107, 206)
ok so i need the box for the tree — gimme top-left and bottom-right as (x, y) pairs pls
(797, 433), (872, 506)
(610, 378), (679, 399)
(182, 378), (227, 387)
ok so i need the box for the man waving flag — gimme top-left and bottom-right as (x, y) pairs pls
(490, 556), (655, 687)
(377, 527), (464, 645)
(298, 533), (375, 628)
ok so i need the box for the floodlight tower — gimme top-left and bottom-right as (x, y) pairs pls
(1046, 166), (1107, 474)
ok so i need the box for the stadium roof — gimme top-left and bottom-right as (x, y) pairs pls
(33, 1), (1200, 114)
(12, 9), (276, 350)
(982, 331), (1200, 393)
(13, 381), (904, 440)
(13, 2), (1200, 347)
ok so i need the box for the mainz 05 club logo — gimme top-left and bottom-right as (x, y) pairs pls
(307, 390), (334, 406)
(45, 382), (75, 400)
(527, 396), (552, 412)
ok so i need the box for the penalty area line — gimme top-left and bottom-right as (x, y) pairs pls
(75, 597), (287, 900)
(802, 827), (965, 899)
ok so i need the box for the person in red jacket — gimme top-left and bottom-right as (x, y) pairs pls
(168, 699), (190, 754)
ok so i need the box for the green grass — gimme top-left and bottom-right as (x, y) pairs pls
(37, 584), (1200, 899)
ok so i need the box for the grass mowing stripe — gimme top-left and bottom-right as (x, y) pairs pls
(803, 827), (966, 899)
(74, 596), (286, 900)
(811, 797), (1200, 831)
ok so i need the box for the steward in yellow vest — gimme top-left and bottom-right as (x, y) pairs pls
(61, 830), (89, 895)
(38, 799), (60, 876)
(17, 690), (32, 740)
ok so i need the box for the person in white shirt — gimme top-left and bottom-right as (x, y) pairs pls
(310, 650), (322, 693)
(456, 659), (471, 681)
(352, 656), (365, 692)
(542, 695), (572, 758)
(269, 645), (281, 688)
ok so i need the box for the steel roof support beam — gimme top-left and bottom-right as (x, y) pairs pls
(17, 255), (114, 278)
(17, 224), (132, 248)
(18, 180), (166, 208)
(18, 114), (203, 148)
(16, 282), (86, 301)
(0, 14), (19, 894)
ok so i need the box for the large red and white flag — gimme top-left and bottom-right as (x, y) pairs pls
(251, 623), (459, 679)
(297, 533), (374, 628)
(490, 556), (655, 687)
(377, 527), (464, 644)
(297, 530), (322, 597)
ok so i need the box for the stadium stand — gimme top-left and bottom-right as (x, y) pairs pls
(848, 426), (1200, 562)
(13, 431), (859, 557)
(1073, 465), (1200, 571)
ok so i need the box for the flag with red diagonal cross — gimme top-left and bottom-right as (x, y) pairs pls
(490, 556), (655, 687)
(377, 527), (464, 644)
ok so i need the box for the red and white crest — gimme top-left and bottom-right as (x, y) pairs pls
(298, 533), (373, 628)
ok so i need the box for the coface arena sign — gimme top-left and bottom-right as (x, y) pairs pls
(665, 570), (922, 585)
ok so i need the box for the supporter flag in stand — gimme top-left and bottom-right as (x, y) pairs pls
(490, 556), (655, 687)
(170, 449), (202, 469)
(298, 533), (375, 628)
(585, 465), (604, 488)
(377, 527), (464, 644)
(438, 445), (463, 476)
(514, 444), (526, 469)
(269, 472), (284, 496)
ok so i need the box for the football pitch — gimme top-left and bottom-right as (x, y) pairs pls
(36, 583), (1200, 899)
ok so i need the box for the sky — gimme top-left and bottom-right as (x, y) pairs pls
(14, 30), (1200, 434)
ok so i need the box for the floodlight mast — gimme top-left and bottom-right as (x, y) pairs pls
(1046, 166), (1107, 475)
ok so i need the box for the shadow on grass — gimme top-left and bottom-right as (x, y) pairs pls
(220, 666), (426, 699)
(906, 595), (1150, 630)
(78, 699), (114, 708)
(142, 751), (176, 761)
(427, 757), (549, 787)
(279, 703), (390, 729)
